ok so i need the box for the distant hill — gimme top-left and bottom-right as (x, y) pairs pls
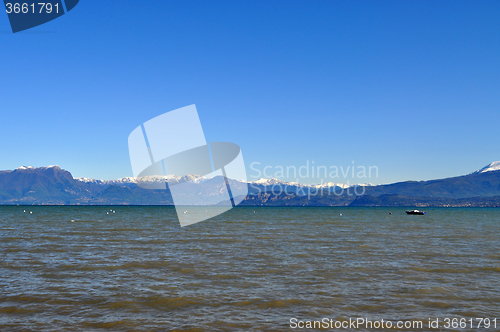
(362, 170), (500, 198)
(0, 166), (92, 204)
(1, 163), (500, 206)
(237, 192), (500, 208)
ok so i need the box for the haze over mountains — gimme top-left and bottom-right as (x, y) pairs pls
(0, 163), (500, 207)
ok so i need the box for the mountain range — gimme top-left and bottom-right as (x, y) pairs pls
(0, 162), (499, 207)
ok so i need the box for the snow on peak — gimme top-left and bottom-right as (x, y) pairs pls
(75, 177), (108, 184)
(75, 173), (374, 188)
(473, 161), (500, 174)
(250, 178), (300, 187)
(15, 165), (60, 171)
(74, 174), (210, 186)
(16, 166), (35, 170)
(248, 178), (372, 188)
(252, 178), (283, 185)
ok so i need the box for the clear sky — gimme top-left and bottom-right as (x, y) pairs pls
(1, 1), (499, 185)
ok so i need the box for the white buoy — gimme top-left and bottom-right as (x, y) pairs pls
(113, 211), (115, 213)
(339, 213), (342, 216)
(23, 210), (26, 213)
(106, 212), (109, 215)
(30, 211), (32, 214)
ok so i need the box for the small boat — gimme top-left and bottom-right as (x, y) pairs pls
(406, 209), (425, 215)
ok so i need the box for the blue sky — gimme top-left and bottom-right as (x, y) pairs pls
(1, 0), (499, 184)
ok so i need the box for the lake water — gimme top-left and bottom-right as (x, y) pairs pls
(1, 206), (500, 331)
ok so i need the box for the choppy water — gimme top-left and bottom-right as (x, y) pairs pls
(1, 206), (500, 331)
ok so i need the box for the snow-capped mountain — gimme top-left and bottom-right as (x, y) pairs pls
(16, 165), (60, 171)
(472, 161), (500, 174)
(75, 174), (373, 190)
(250, 178), (295, 186)
(75, 174), (209, 187)
(75, 177), (112, 185)
(247, 177), (373, 189)
(2, 163), (500, 205)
